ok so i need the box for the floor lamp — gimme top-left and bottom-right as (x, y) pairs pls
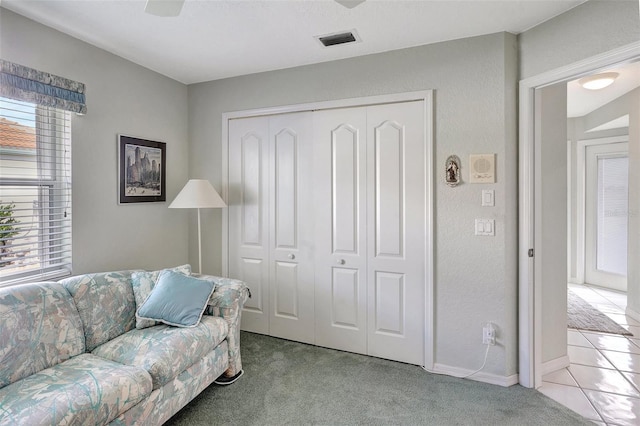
(168, 179), (226, 274)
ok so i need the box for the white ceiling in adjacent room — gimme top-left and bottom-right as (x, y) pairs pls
(1, 0), (585, 84)
(567, 61), (640, 118)
(585, 115), (630, 133)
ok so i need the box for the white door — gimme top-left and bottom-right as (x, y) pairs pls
(314, 107), (368, 354)
(228, 116), (270, 334)
(268, 112), (315, 344)
(228, 113), (315, 343)
(585, 142), (629, 291)
(314, 101), (426, 365)
(366, 102), (425, 365)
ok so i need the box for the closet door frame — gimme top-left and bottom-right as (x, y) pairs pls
(221, 90), (435, 369)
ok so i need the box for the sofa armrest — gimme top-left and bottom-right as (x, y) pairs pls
(205, 276), (250, 310)
(195, 275), (249, 378)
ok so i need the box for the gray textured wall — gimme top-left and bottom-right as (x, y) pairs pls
(519, 0), (640, 79)
(0, 9), (190, 274)
(628, 91), (640, 318)
(536, 83), (569, 364)
(189, 32), (519, 378)
(520, 0), (640, 370)
(4, 0), (637, 382)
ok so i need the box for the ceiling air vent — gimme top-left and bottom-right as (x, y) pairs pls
(316, 30), (361, 48)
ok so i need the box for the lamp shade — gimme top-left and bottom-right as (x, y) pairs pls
(168, 179), (226, 209)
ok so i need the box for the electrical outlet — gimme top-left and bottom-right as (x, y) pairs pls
(483, 322), (496, 345)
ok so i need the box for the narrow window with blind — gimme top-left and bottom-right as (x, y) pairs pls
(0, 96), (72, 285)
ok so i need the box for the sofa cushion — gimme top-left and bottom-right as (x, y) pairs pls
(60, 270), (138, 351)
(0, 353), (152, 426)
(110, 342), (229, 426)
(132, 264), (192, 329)
(137, 270), (215, 328)
(0, 282), (85, 389)
(92, 315), (228, 390)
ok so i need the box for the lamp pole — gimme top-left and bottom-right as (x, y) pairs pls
(197, 207), (202, 274)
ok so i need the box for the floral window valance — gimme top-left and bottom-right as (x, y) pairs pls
(0, 59), (87, 114)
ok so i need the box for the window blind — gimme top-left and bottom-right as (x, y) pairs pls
(0, 97), (72, 285)
(596, 155), (628, 276)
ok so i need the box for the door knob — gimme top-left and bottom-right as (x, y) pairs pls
(337, 259), (345, 265)
(288, 253), (295, 260)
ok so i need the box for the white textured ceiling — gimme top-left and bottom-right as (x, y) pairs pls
(2, 0), (586, 85)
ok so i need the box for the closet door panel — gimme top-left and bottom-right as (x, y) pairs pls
(274, 129), (297, 248)
(331, 268), (360, 328)
(314, 108), (368, 354)
(241, 258), (265, 313)
(375, 122), (404, 258)
(269, 112), (315, 344)
(374, 271), (405, 335)
(274, 261), (299, 318)
(240, 135), (263, 246)
(366, 101), (425, 365)
(228, 116), (270, 334)
(333, 127), (359, 254)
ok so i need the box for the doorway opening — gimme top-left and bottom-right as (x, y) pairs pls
(518, 40), (640, 391)
(521, 52), (640, 423)
(539, 62), (639, 423)
(565, 62), (636, 340)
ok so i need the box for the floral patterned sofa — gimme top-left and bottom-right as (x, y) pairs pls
(0, 267), (249, 425)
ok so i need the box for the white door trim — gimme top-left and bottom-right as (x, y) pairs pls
(518, 41), (640, 388)
(221, 90), (434, 369)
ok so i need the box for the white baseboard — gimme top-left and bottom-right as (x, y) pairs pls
(540, 355), (570, 376)
(428, 363), (519, 387)
(626, 307), (640, 324)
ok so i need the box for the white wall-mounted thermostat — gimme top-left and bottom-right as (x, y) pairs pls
(469, 154), (496, 183)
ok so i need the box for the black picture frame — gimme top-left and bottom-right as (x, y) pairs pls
(118, 135), (166, 204)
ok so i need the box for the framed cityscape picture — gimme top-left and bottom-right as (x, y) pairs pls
(118, 135), (166, 204)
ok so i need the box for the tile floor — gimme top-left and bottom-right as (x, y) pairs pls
(539, 283), (640, 425)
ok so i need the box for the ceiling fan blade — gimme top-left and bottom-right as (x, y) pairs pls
(335, 0), (366, 9)
(144, 0), (185, 17)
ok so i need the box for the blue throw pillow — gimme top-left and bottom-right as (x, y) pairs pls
(137, 269), (215, 328)
(132, 264), (192, 329)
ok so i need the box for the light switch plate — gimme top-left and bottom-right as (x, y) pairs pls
(470, 154), (496, 183)
(482, 190), (495, 207)
(475, 219), (495, 236)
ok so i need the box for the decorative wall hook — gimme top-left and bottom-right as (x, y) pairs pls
(445, 155), (461, 187)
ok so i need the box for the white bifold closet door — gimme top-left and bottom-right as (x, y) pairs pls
(228, 112), (315, 344)
(229, 101), (426, 365)
(314, 101), (426, 365)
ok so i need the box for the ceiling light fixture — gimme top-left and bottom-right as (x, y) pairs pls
(578, 72), (619, 90)
(335, 0), (366, 8)
(144, 0), (185, 17)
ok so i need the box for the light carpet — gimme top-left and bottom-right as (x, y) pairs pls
(165, 331), (589, 425)
(567, 290), (632, 336)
